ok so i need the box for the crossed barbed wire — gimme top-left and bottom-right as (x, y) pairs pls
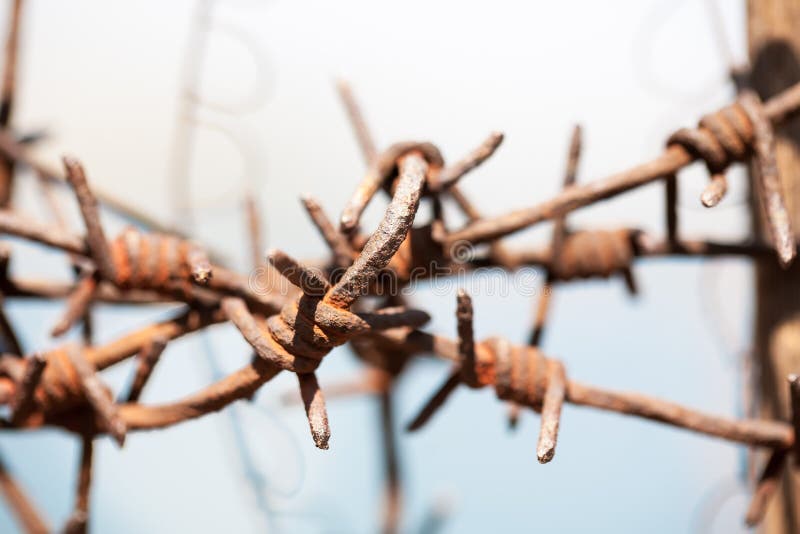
(1, 2), (800, 533)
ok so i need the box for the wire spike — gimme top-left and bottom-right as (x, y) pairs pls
(51, 271), (96, 337)
(438, 131), (504, 190)
(298, 372), (330, 449)
(507, 402), (522, 430)
(66, 345), (126, 446)
(537, 361), (567, 464)
(301, 195), (355, 270)
(700, 173), (728, 207)
(124, 336), (168, 403)
(187, 245), (212, 284)
(9, 352), (46, 424)
(327, 153), (426, 309)
(267, 248), (330, 297)
(745, 449), (787, 527)
(62, 156), (117, 281)
(739, 91), (796, 267)
(406, 371), (461, 432)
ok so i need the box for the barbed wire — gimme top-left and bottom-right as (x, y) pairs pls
(2, 2), (800, 533)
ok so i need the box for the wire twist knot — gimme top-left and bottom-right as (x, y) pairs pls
(550, 228), (636, 281)
(109, 227), (212, 290)
(666, 91), (795, 264)
(479, 337), (559, 411)
(668, 100), (753, 175)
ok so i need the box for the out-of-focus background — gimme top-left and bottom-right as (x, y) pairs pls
(0, 1), (761, 532)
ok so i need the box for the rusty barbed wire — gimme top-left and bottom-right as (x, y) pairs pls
(3, 5), (800, 533)
(445, 84), (800, 267)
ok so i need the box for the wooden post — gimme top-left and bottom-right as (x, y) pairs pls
(0, 0), (23, 207)
(748, 1), (800, 532)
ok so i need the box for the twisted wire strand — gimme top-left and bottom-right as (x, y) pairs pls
(221, 152), (432, 448)
(109, 227), (212, 290)
(409, 291), (568, 463)
(3, 24), (800, 532)
(340, 142), (444, 233)
(445, 82), (800, 264)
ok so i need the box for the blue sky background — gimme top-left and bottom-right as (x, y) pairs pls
(0, 1), (764, 532)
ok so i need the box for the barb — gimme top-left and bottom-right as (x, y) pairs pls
(456, 289), (476, 384)
(745, 449), (786, 527)
(537, 360), (566, 463)
(301, 195), (355, 270)
(552, 124), (583, 257)
(298, 372), (330, 450)
(379, 386), (400, 534)
(268, 249), (331, 296)
(187, 244), (212, 284)
(406, 372), (460, 432)
(665, 174), (679, 247)
(63, 436), (93, 534)
(0, 450), (50, 534)
(528, 124), (587, 348)
(507, 403), (522, 430)
(430, 194), (446, 243)
(436, 132), (504, 190)
(123, 336), (168, 403)
(63, 157), (116, 281)
(339, 143), (439, 234)
(700, 174), (727, 207)
(738, 91), (795, 266)
(8, 352), (45, 424)
(51, 271), (96, 337)
(66, 344), (126, 446)
(335, 79), (377, 163)
(0, 294), (22, 356)
(329, 153), (427, 308)
(528, 282), (552, 347)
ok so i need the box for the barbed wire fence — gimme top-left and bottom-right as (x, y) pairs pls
(1, 1), (800, 533)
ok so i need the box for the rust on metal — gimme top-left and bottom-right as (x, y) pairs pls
(66, 344), (127, 446)
(124, 336), (168, 403)
(738, 91), (796, 266)
(51, 272), (97, 337)
(63, 435), (93, 534)
(745, 449), (787, 527)
(436, 131), (504, 190)
(1, 17), (800, 528)
(63, 157), (117, 282)
(445, 83), (800, 252)
(0, 450), (50, 534)
(8, 352), (46, 424)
